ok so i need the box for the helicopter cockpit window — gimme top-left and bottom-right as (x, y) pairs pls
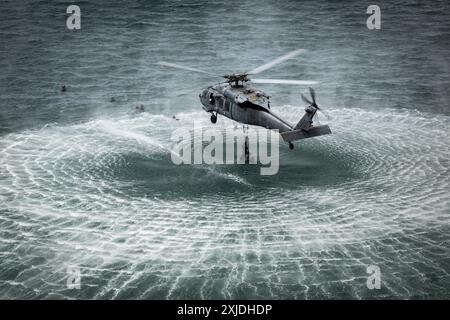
(209, 93), (215, 105)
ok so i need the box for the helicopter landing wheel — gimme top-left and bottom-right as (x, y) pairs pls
(210, 114), (217, 124)
(289, 142), (294, 150)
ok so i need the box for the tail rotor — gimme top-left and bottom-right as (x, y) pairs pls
(301, 87), (330, 120)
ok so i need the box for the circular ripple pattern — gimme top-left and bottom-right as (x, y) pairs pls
(1, 108), (449, 299)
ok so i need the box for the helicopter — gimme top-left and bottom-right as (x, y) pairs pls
(157, 49), (331, 150)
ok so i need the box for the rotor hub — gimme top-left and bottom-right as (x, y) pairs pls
(223, 74), (250, 86)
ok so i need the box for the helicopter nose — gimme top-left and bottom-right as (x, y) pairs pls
(199, 92), (205, 105)
(199, 89), (208, 103)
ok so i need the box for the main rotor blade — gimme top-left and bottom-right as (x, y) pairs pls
(247, 49), (306, 75)
(301, 93), (313, 105)
(251, 78), (318, 85)
(156, 61), (216, 76)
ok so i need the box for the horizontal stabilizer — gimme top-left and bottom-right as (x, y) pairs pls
(281, 125), (331, 142)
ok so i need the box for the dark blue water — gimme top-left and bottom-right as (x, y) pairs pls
(0, 0), (449, 299)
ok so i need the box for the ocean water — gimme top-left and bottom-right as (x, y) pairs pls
(0, 0), (449, 299)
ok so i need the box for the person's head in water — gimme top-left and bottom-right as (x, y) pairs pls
(140, 104), (144, 111)
(61, 85), (67, 92)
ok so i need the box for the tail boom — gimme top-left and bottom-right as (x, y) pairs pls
(280, 125), (331, 142)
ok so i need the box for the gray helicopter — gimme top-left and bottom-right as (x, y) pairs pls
(158, 49), (331, 150)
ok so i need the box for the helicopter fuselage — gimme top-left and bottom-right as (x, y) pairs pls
(199, 82), (294, 133)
